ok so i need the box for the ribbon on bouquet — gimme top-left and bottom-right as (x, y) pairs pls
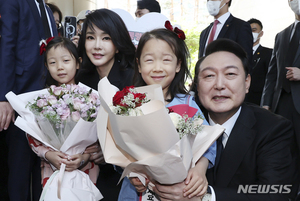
(57, 163), (66, 199)
(38, 163), (70, 200)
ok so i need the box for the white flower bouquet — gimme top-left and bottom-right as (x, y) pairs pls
(5, 83), (103, 201)
(97, 77), (224, 185)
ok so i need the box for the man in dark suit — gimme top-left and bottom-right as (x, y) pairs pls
(153, 39), (298, 201)
(261, 0), (300, 182)
(246, 18), (272, 106)
(0, 0), (57, 200)
(199, 0), (253, 72)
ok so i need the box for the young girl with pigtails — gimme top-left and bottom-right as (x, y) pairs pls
(27, 36), (99, 188)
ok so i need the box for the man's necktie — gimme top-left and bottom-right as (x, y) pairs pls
(222, 132), (228, 148)
(208, 20), (219, 44)
(215, 132), (225, 168)
(283, 23), (300, 93)
(37, 0), (51, 38)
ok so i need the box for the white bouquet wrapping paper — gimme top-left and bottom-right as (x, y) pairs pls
(97, 77), (224, 185)
(5, 83), (103, 201)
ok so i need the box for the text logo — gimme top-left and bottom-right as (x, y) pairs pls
(237, 185), (292, 194)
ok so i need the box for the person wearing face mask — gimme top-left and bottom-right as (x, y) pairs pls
(198, 0), (253, 73)
(262, 1), (300, 196)
(245, 18), (273, 106)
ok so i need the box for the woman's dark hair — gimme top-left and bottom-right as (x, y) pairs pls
(44, 36), (80, 86)
(133, 28), (191, 102)
(78, 9), (136, 72)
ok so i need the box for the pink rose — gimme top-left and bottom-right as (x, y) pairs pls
(53, 87), (63, 96)
(60, 108), (70, 121)
(71, 111), (81, 122)
(47, 95), (57, 105)
(73, 97), (83, 110)
(49, 85), (56, 92)
(36, 99), (48, 108)
(88, 93), (98, 104)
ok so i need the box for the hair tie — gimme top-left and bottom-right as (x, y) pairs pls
(164, 21), (186, 40)
(39, 36), (55, 55)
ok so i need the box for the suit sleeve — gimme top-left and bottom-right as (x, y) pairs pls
(261, 34), (279, 107)
(0, 0), (19, 101)
(213, 118), (295, 201)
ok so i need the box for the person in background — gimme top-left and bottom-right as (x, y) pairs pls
(71, 9), (91, 47)
(46, 3), (64, 36)
(0, 10), (8, 201)
(76, 9), (91, 36)
(261, 1), (300, 196)
(246, 18), (272, 106)
(198, 0), (253, 73)
(135, 0), (161, 18)
(0, 0), (57, 200)
(153, 38), (298, 201)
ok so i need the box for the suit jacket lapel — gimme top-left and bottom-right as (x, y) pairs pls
(218, 14), (233, 39)
(283, 24), (294, 67)
(215, 104), (256, 187)
(292, 26), (300, 65)
(26, 0), (44, 39)
(200, 23), (213, 56)
(252, 45), (262, 70)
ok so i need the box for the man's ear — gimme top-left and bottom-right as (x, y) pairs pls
(245, 74), (251, 94)
(259, 31), (264, 38)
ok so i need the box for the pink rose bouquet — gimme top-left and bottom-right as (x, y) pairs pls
(5, 83), (103, 200)
(26, 84), (100, 149)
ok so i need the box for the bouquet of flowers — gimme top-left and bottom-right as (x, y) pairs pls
(26, 84), (100, 150)
(109, 86), (150, 116)
(5, 83), (103, 201)
(97, 77), (224, 185)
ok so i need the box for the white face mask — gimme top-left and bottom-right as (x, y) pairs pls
(207, 0), (225, 16)
(289, 0), (300, 15)
(252, 32), (261, 43)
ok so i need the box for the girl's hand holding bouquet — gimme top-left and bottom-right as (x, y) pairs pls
(5, 83), (103, 200)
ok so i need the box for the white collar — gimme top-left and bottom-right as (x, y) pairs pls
(215, 12), (230, 25)
(208, 106), (241, 137)
(253, 43), (260, 54)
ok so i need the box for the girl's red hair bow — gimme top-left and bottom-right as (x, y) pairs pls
(39, 37), (55, 55)
(164, 21), (186, 40)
